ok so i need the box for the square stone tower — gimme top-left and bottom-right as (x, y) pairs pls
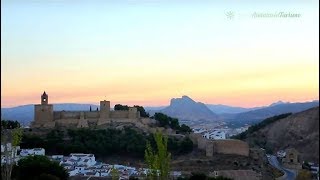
(97, 100), (110, 125)
(33, 91), (54, 127)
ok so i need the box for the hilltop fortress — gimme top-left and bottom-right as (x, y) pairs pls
(31, 92), (251, 158)
(31, 92), (150, 128)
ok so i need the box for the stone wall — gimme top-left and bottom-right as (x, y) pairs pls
(61, 111), (81, 119)
(210, 170), (262, 180)
(77, 119), (89, 128)
(110, 118), (135, 123)
(53, 112), (62, 120)
(55, 119), (79, 127)
(206, 143), (214, 157)
(189, 133), (202, 146)
(211, 139), (249, 156)
(190, 133), (249, 157)
(198, 136), (208, 150)
(85, 112), (100, 119)
(43, 121), (56, 128)
(34, 104), (53, 122)
(110, 111), (129, 118)
(53, 111), (100, 120)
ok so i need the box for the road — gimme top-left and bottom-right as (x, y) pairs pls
(267, 154), (297, 180)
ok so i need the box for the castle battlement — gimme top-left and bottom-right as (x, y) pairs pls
(31, 91), (141, 128)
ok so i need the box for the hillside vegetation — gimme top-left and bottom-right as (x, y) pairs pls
(233, 107), (319, 163)
(20, 127), (193, 158)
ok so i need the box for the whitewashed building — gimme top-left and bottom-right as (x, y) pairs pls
(202, 130), (227, 140)
(277, 150), (286, 158)
(20, 148), (45, 157)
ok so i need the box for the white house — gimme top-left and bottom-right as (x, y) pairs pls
(202, 130), (227, 140)
(69, 153), (96, 166)
(192, 128), (207, 134)
(52, 155), (64, 159)
(68, 168), (79, 176)
(277, 150), (286, 158)
(20, 148), (45, 157)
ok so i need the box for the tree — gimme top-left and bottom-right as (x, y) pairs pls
(154, 113), (170, 127)
(37, 173), (60, 180)
(11, 155), (69, 180)
(188, 172), (232, 180)
(189, 172), (207, 180)
(114, 104), (129, 110)
(179, 137), (193, 153)
(169, 118), (180, 130)
(111, 165), (120, 180)
(179, 124), (192, 134)
(1, 128), (23, 180)
(134, 105), (150, 117)
(1, 120), (21, 129)
(296, 169), (312, 180)
(145, 131), (171, 180)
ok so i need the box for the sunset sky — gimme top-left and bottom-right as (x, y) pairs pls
(1, 0), (319, 108)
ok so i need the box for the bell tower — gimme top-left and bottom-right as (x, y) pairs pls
(32, 91), (54, 128)
(41, 91), (48, 105)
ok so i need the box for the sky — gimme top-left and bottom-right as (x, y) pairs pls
(1, 0), (319, 108)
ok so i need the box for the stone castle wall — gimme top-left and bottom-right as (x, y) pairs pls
(85, 112), (100, 119)
(110, 111), (129, 118)
(55, 119), (80, 126)
(54, 111), (100, 119)
(63, 112), (80, 119)
(189, 133), (249, 157)
(211, 139), (249, 156)
(32, 93), (145, 129)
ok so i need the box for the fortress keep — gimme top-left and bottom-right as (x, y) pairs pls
(31, 92), (141, 128)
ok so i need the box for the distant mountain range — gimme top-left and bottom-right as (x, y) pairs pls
(1, 97), (318, 127)
(205, 104), (261, 114)
(222, 100), (320, 125)
(147, 97), (319, 126)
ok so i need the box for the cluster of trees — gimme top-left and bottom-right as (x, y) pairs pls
(153, 113), (192, 134)
(231, 113), (292, 140)
(11, 155), (69, 180)
(20, 127), (193, 158)
(114, 104), (130, 110)
(1, 120), (21, 129)
(114, 104), (150, 117)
